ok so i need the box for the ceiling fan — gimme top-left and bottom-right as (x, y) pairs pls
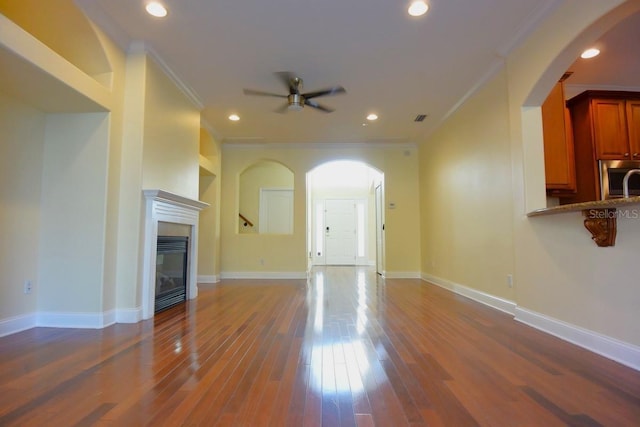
(243, 72), (346, 113)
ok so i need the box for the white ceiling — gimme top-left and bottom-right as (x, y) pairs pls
(75, 0), (639, 145)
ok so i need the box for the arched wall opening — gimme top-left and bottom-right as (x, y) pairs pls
(237, 159), (294, 235)
(306, 160), (385, 273)
(520, 2), (640, 212)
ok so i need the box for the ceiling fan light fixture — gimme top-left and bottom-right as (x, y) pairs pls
(580, 47), (600, 59)
(408, 1), (429, 17)
(145, 2), (168, 17)
(288, 93), (304, 111)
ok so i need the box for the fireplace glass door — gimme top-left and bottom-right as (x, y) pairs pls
(155, 236), (188, 312)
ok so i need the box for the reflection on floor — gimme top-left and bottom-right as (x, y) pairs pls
(0, 266), (639, 426)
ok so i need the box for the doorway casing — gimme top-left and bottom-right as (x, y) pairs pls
(306, 160), (384, 273)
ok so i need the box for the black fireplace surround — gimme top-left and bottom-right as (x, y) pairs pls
(155, 236), (188, 312)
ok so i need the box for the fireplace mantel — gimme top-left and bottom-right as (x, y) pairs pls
(143, 189), (209, 211)
(142, 190), (209, 319)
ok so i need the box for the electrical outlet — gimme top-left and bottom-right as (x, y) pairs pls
(506, 274), (513, 288)
(259, 258), (265, 266)
(24, 280), (32, 294)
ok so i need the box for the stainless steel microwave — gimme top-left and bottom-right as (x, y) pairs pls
(599, 160), (640, 199)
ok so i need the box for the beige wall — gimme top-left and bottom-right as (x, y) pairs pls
(0, 93), (46, 321)
(419, 0), (640, 346)
(221, 144), (420, 276)
(114, 49), (146, 310)
(38, 113), (110, 313)
(97, 25), (126, 316)
(198, 128), (222, 280)
(142, 59), (201, 200)
(419, 67), (515, 300)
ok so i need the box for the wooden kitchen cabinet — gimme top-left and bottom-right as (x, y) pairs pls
(568, 91), (640, 160)
(542, 77), (576, 195)
(592, 98), (631, 159)
(627, 100), (640, 159)
(562, 91), (640, 204)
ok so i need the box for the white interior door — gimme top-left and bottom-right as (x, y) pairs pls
(325, 199), (356, 265)
(259, 189), (293, 234)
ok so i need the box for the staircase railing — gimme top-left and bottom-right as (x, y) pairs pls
(239, 213), (254, 227)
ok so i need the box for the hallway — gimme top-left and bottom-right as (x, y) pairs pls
(0, 267), (639, 426)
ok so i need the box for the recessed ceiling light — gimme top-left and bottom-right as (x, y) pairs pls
(145, 2), (168, 18)
(367, 114), (378, 121)
(228, 114), (240, 121)
(408, 1), (429, 17)
(580, 48), (600, 59)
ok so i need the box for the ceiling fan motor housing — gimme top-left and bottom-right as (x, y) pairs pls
(288, 93), (304, 110)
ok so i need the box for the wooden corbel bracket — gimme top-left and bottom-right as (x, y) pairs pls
(582, 208), (617, 247)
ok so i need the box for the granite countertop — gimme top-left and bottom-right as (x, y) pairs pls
(527, 196), (640, 217)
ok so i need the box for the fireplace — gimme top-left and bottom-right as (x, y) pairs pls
(142, 190), (209, 320)
(155, 236), (188, 312)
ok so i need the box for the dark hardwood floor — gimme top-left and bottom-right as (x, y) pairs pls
(1, 266), (639, 426)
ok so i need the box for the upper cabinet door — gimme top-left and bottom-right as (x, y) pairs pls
(592, 98), (629, 159)
(626, 100), (640, 160)
(542, 81), (576, 192)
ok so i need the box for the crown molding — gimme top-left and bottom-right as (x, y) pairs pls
(221, 141), (418, 150)
(438, 58), (505, 128)
(496, 0), (563, 57)
(128, 41), (204, 110)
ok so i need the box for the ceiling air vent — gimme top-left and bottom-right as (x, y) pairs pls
(414, 114), (428, 122)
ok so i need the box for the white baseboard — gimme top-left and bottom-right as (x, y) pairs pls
(37, 311), (116, 329)
(515, 307), (640, 371)
(1, 308), (142, 335)
(422, 273), (517, 315)
(198, 275), (220, 284)
(422, 272), (640, 371)
(0, 313), (37, 337)
(220, 271), (307, 280)
(385, 271), (422, 279)
(116, 307), (142, 323)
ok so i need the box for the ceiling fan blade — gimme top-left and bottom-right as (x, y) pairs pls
(274, 71), (299, 94)
(303, 86), (346, 99)
(243, 88), (287, 98)
(304, 99), (334, 113)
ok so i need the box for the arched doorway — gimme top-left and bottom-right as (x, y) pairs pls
(522, 3), (640, 212)
(306, 160), (384, 274)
